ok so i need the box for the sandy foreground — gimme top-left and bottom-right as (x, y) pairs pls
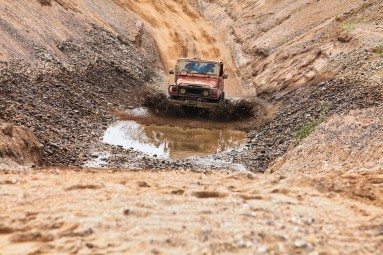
(0, 168), (382, 255)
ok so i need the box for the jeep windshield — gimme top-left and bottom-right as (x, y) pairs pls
(177, 60), (220, 76)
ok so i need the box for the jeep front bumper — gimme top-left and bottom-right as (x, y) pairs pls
(167, 99), (219, 109)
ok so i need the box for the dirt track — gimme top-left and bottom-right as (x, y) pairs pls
(114, 0), (248, 97)
(1, 168), (382, 254)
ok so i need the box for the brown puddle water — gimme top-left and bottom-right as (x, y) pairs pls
(103, 121), (247, 159)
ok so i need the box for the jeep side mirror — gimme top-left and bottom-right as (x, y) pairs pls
(169, 69), (174, 74)
(223, 74), (229, 79)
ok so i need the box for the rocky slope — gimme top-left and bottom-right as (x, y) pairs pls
(268, 107), (383, 175)
(197, 0), (383, 94)
(0, 0), (160, 65)
(194, 0), (383, 172)
(0, 0), (164, 166)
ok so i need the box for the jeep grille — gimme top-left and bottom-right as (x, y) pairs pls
(184, 87), (203, 95)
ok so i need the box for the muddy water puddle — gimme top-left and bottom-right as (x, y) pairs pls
(103, 120), (247, 159)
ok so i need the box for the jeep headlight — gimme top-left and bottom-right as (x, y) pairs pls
(180, 88), (186, 95)
(202, 90), (210, 97)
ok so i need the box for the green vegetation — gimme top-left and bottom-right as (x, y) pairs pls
(377, 44), (383, 57)
(280, 36), (288, 46)
(344, 15), (357, 31)
(335, 12), (341, 21)
(294, 105), (328, 144)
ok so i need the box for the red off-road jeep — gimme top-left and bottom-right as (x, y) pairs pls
(168, 58), (228, 109)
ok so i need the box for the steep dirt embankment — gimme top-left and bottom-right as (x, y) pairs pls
(113, 0), (248, 97)
(198, 0), (383, 94)
(0, 0), (164, 167)
(196, 0), (383, 172)
(0, 0), (159, 64)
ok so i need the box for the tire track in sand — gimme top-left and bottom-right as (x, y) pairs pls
(113, 0), (248, 97)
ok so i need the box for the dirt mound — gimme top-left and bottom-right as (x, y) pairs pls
(143, 92), (256, 121)
(268, 107), (383, 175)
(0, 122), (42, 169)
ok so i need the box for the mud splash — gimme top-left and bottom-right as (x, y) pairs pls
(103, 120), (246, 159)
(143, 92), (256, 121)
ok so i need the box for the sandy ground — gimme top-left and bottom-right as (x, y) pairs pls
(1, 168), (382, 254)
(0, 169), (383, 255)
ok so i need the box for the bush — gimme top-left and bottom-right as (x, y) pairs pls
(343, 15), (356, 31)
(376, 44), (383, 57)
(294, 105), (327, 144)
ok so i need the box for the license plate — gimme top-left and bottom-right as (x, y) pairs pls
(187, 101), (197, 107)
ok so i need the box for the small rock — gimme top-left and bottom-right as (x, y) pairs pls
(138, 181), (150, 188)
(2, 124), (13, 137)
(338, 32), (351, 43)
(171, 189), (184, 195)
(86, 242), (95, 248)
(191, 191), (227, 198)
(294, 240), (308, 249)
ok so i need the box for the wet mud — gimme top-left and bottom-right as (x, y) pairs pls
(103, 120), (246, 159)
(85, 104), (252, 171)
(143, 92), (257, 121)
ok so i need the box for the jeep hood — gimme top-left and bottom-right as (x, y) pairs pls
(176, 76), (218, 88)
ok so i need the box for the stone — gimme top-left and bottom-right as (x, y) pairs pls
(338, 32), (351, 43)
(2, 124), (13, 137)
